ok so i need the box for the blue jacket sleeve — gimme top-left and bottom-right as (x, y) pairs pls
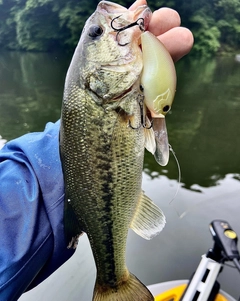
(0, 120), (75, 300)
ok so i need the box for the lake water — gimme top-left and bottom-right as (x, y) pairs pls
(1, 50), (240, 299)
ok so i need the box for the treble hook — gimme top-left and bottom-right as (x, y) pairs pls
(110, 15), (145, 46)
(129, 97), (153, 130)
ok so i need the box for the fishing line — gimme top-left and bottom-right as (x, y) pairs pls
(174, 179), (240, 219)
(168, 144), (207, 218)
(168, 143), (186, 218)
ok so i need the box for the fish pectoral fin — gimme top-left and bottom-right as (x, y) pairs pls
(144, 126), (156, 154)
(64, 198), (83, 249)
(130, 191), (166, 240)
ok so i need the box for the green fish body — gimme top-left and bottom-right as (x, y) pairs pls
(60, 2), (165, 300)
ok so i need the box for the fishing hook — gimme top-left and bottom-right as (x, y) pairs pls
(129, 97), (153, 130)
(110, 15), (145, 46)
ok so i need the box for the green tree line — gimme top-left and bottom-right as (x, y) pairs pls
(0, 0), (239, 56)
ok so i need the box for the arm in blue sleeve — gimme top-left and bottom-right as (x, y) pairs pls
(0, 120), (75, 300)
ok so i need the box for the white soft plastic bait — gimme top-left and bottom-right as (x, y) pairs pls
(141, 31), (177, 166)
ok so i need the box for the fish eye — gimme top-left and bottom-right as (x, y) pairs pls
(88, 25), (103, 38)
(163, 105), (171, 113)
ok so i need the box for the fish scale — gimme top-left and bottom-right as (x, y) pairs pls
(61, 83), (145, 284)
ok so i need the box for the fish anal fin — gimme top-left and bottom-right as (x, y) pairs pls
(130, 191), (166, 240)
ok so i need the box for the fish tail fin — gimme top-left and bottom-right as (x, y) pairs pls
(93, 273), (154, 301)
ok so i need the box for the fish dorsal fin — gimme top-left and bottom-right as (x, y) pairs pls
(130, 191), (166, 240)
(144, 127), (156, 155)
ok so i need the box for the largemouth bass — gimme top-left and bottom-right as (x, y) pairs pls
(60, 1), (166, 300)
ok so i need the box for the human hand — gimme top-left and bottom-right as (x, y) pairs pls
(129, 0), (194, 62)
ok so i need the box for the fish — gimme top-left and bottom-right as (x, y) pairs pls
(141, 31), (177, 166)
(59, 1), (166, 300)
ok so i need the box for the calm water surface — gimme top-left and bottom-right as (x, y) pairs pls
(1, 51), (240, 299)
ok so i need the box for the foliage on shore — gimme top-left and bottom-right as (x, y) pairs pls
(0, 0), (239, 56)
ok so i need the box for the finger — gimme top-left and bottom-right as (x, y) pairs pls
(148, 8), (181, 35)
(158, 27), (194, 62)
(129, 0), (147, 10)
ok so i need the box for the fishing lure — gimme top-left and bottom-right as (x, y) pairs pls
(141, 31), (177, 166)
(111, 15), (145, 46)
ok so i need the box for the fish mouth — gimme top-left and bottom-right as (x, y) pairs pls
(97, 1), (128, 14)
(135, 6), (152, 30)
(95, 1), (152, 102)
(97, 1), (152, 30)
